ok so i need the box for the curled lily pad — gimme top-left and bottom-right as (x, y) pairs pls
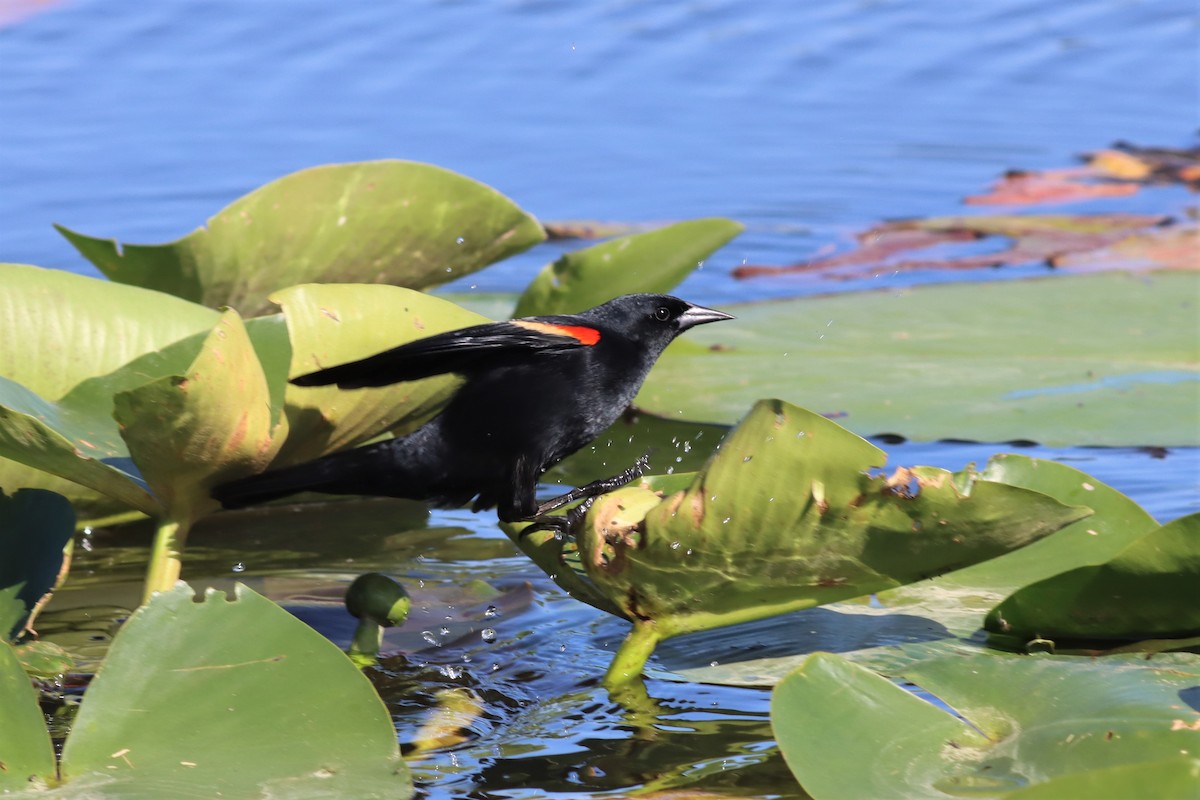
(0, 264), (221, 522)
(57, 160), (546, 316)
(986, 512), (1200, 647)
(515, 400), (1090, 686)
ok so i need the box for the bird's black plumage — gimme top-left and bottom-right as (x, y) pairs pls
(211, 294), (733, 526)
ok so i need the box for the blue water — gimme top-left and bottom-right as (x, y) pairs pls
(5, 2), (1198, 798)
(2, 0), (1196, 306)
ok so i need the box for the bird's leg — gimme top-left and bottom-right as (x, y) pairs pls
(518, 451), (651, 539)
(534, 450), (651, 516)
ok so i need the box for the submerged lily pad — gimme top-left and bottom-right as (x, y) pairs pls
(58, 160), (546, 316)
(640, 271), (1200, 447)
(771, 651), (1200, 800)
(515, 400), (1088, 684)
(513, 218), (743, 317)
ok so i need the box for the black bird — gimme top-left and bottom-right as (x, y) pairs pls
(211, 293), (733, 531)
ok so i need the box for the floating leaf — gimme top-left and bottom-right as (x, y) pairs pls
(0, 489), (74, 641)
(986, 512), (1200, 645)
(58, 583), (409, 798)
(965, 170), (1139, 205)
(641, 271), (1200, 446)
(771, 651), (1200, 800)
(515, 400), (1088, 685)
(736, 213), (1182, 279)
(513, 218), (743, 317)
(57, 161), (546, 316)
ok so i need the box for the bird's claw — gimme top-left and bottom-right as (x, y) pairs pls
(519, 496), (596, 541)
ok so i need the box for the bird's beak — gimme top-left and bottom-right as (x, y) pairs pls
(678, 304), (735, 330)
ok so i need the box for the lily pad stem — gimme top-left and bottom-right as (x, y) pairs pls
(603, 619), (661, 691)
(143, 516), (190, 604)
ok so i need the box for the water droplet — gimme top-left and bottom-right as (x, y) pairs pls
(441, 665), (463, 679)
(439, 626), (451, 636)
(682, 441), (692, 453)
(231, 562), (245, 573)
(675, 456), (683, 463)
(670, 541), (681, 550)
(421, 630), (441, 647)
(82, 526), (94, 536)
(666, 466), (675, 475)
(742, 455), (752, 463)
(484, 605), (499, 618)
(80, 537), (93, 552)
(685, 548), (693, 556)
(481, 628), (497, 643)
(722, 517), (731, 524)
(709, 660), (719, 667)
(559, 644), (567, 652)
(455, 236), (465, 245)
(469, 283), (477, 289)
(444, 266), (453, 273)
(796, 431), (806, 438)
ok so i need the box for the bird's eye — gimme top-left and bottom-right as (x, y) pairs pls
(653, 306), (672, 322)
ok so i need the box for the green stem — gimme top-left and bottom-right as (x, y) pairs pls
(603, 619), (661, 692)
(143, 516), (191, 605)
(347, 620), (383, 665)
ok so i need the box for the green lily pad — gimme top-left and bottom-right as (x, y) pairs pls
(54, 583), (409, 798)
(114, 310), (287, 526)
(0, 641), (55, 791)
(987, 512), (1200, 645)
(0, 264), (221, 521)
(0, 489), (75, 641)
(771, 651), (1200, 800)
(512, 218), (743, 317)
(515, 400), (1089, 685)
(657, 454), (1162, 686)
(57, 160), (546, 316)
(639, 271), (1200, 446)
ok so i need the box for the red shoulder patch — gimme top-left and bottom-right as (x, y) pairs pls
(513, 320), (601, 345)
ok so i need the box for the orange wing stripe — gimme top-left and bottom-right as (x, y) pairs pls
(514, 320), (601, 345)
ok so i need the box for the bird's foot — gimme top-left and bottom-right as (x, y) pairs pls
(519, 496), (596, 540)
(533, 450), (652, 517)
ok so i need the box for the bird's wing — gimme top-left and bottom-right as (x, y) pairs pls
(289, 318), (602, 389)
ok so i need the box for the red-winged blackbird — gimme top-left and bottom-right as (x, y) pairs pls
(211, 294), (733, 531)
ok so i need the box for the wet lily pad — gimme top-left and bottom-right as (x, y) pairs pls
(515, 400), (1088, 685)
(640, 271), (1200, 446)
(771, 651), (1200, 800)
(57, 160), (546, 316)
